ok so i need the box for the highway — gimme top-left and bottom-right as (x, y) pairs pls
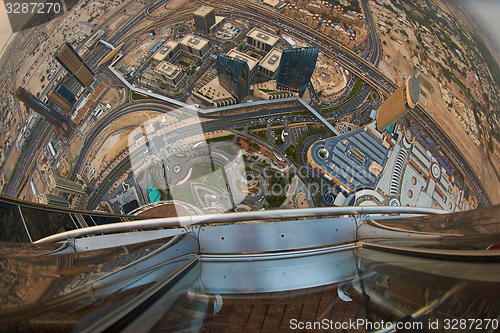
(360, 0), (382, 66)
(71, 100), (181, 179)
(85, 129), (280, 211)
(72, 98), (318, 179)
(3, 121), (51, 198)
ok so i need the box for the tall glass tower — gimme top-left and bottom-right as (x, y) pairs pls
(216, 54), (250, 103)
(277, 46), (319, 95)
(15, 87), (72, 131)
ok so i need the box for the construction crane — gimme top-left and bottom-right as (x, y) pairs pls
(326, 46), (336, 68)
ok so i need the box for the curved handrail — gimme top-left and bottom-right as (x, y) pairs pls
(361, 241), (500, 262)
(366, 219), (464, 237)
(33, 206), (447, 244)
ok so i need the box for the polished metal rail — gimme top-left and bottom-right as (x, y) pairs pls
(34, 206), (447, 244)
(361, 241), (500, 262)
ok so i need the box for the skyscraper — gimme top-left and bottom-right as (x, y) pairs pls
(48, 83), (76, 114)
(47, 174), (86, 196)
(15, 87), (71, 131)
(193, 6), (216, 34)
(55, 43), (95, 88)
(216, 54), (250, 103)
(376, 73), (420, 132)
(277, 46), (319, 96)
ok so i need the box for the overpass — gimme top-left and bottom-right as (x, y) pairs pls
(108, 65), (340, 134)
(108, 65), (199, 113)
(99, 40), (116, 50)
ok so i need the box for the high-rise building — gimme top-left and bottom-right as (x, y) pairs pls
(193, 6), (216, 34)
(48, 83), (76, 114)
(38, 193), (69, 208)
(276, 47), (319, 96)
(333, 5), (343, 19)
(15, 87), (71, 131)
(216, 54), (250, 103)
(47, 174), (86, 196)
(376, 73), (420, 132)
(323, 2), (332, 15)
(55, 43), (95, 88)
(227, 49), (259, 78)
(285, 4), (298, 18)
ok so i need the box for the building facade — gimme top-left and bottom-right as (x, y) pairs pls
(55, 43), (95, 88)
(376, 73), (420, 131)
(152, 41), (180, 63)
(47, 174), (86, 196)
(227, 49), (259, 78)
(246, 28), (278, 52)
(277, 47), (319, 95)
(216, 54), (250, 103)
(179, 35), (210, 58)
(48, 83), (76, 114)
(39, 193), (69, 208)
(15, 87), (71, 131)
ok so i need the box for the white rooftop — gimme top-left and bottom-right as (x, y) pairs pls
(153, 41), (179, 62)
(193, 6), (214, 17)
(247, 27), (279, 47)
(180, 34), (209, 50)
(227, 49), (259, 71)
(155, 62), (181, 77)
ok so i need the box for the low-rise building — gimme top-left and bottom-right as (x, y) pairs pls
(179, 35), (210, 58)
(227, 49), (259, 77)
(153, 41), (180, 63)
(259, 47), (282, 78)
(246, 27), (279, 52)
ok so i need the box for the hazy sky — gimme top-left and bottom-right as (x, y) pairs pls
(467, 0), (500, 50)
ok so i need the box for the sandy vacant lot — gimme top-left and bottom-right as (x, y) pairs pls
(86, 111), (165, 175)
(420, 75), (500, 204)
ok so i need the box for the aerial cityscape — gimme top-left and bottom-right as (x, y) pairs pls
(0, 0), (499, 218)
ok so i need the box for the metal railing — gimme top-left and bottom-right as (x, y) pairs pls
(34, 206), (447, 244)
